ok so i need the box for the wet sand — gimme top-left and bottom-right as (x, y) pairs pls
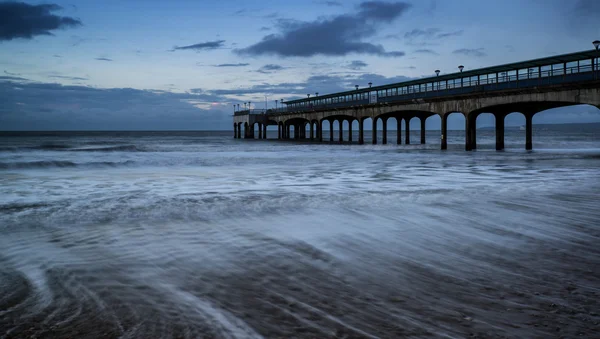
(1, 216), (599, 338)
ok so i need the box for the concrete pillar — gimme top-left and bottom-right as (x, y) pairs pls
(465, 117), (472, 151)
(495, 114), (505, 151)
(396, 118), (402, 145)
(525, 114), (533, 150)
(263, 124), (267, 139)
(441, 115), (447, 150)
(258, 123), (263, 139)
(348, 120), (353, 143)
(382, 117), (388, 144)
(359, 119), (364, 144)
(470, 116), (477, 150)
(318, 120), (323, 142)
(234, 124), (237, 138)
(372, 117), (378, 144)
(405, 117), (411, 145)
(420, 117), (426, 144)
(310, 122), (314, 140)
(329, 120), (334, 142)
(338, 119), (344, 143)
(287, 124), (291, 139)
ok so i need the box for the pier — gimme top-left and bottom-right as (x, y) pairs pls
(234, 46), (600, 150)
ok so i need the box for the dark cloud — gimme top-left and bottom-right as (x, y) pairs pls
(346, 60), (368, 70)
(257, 64), (285, 74)
(414, 49), (438, 55)
(214, 63), (250, 67)
(453, 48), (486, 57)
(235, 1), (410, 57)
(95, 57), (113, 62)
(567, 0), (600, 30)
(0, 2), (82, 41)
(172, 40), (226, 51)
(259, 26), (271, 31)
(48, 75), (88, 81)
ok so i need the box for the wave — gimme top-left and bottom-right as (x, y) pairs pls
(0, 160), (135, 170)
(0, 144), (144, 153)
(70, 145), (143, 152)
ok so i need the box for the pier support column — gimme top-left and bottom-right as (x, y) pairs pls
(525, 114), (533, 150)
(441, 115), (447, 150)
(348, 120), (353, 143)
(263, 124), (267, 139)
(372, 117), (378, 144)
(420, 117), (426, 144)
(470, 116), (477, 150)
(234, 124), (237, 138)
(310, 122), (314, 140)
(338, 119), (344, 144)
(465, 117), (472, 151)
(495, 114), (505, 151)
(396, 118), (402, 145)
(329, 120), (334, 142)
(405, 117), (411, 145)
(318, 121), (323, 142)
(258, 123), (263, 139)
(358, 119), (364, 144)
(382, 118), (388, 144)
(287, 124), (291, 139)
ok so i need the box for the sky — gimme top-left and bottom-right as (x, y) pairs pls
(1, 0), (600, 130)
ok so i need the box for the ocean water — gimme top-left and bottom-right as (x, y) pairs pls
(1, 127), (599, 338)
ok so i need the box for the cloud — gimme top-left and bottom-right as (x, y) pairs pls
(48, 75), (88, 81)
(199, 73), (413, 100)
(436, 30), (463, 39)
(346, 60), (368, 70)
(214, 63), (250, 67)
(0, 75), (28, 82)
(414, 49), (438, 55)
(172, 40), (226, 51)
(257, 64), (285, 73)
(235, 1), (410, 57)
(0, 2), (82, 41)
(316, 1), (343, 6)
(404, 28), (463, 40)
(259, 26), (271, 31)
(452, 48), (486, 57)
(404, 28), (441, 40)
(0, 81), (235, 130)
(95, 57), (113, 62)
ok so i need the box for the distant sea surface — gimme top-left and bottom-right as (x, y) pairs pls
(1, 125), (599, 338)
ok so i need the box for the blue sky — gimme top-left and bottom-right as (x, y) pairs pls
(1, 0), (600, 130)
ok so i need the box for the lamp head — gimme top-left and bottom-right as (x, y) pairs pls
(594, 40), (600, 50)
(458, 65), (464, 72)
(435, 70), (440, 76)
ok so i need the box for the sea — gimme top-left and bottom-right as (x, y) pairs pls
(1, 125), (599, 338)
